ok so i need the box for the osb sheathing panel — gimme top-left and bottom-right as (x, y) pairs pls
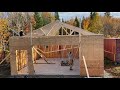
(80, 35), (104, 77)
(80, 67), (104, 77)
(80, 60), (104, 68)
(9, 36), (79, 47)
(9, 37), (30, 47)
(10, 48), (18, 75)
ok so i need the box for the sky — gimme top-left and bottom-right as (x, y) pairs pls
(59, 12), (120, 21)
(1, 12), (120, 21)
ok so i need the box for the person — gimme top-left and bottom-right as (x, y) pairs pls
(68, 52), (74, 70)
(19, 30), (24, 36)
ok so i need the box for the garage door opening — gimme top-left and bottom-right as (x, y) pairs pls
(17, 45), (80, 75)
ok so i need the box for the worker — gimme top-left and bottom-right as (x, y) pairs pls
(19, 30), (24, 36)
(68, 52), (74, 70)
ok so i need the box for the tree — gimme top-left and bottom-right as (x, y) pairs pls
(88, 12), (103, 34)
(81, 16), (85, 29)
(7, 12), (33, 33)
(0, 18), (9, 53)
(55, 12), (60, 20)
(62, 18), (64, 22)
(74, 17), (80, 27)
(66, 18), (75, 26)
(81, 17), (90, 30)
(41, 12), (55, 26)
(104, 12), (111, 18)
(102, 17), (120, 37)
(34, 12), (43, 29)
(90, 12), (94, 20)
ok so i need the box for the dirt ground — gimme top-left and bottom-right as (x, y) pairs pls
(0, 61), (11, 78)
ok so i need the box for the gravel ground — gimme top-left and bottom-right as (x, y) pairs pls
(104, 70), (113, 78)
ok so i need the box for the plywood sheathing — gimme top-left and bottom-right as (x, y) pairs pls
(80, 35), (104, 77)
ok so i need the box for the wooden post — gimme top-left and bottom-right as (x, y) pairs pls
(27, 48), (35, 75)
(19, 50), (22, 70)
(79, 32), (81, 76)
(50, 45), (53, 58)
(10, 47), (18, 75)
(62, 27), (63, 35)
(32, 47), (35, 63)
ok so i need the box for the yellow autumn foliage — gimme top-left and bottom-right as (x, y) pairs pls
(0, 19), (8, 32)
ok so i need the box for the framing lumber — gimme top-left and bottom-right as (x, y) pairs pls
(0, 53), (10, 65)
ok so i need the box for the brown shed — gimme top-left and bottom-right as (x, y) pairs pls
(104, 38), (120, 63)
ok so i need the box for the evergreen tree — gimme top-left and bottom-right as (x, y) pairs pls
(90, 12), (94, 20)
(34, 12), (43, 29)
(62, 18), (64, 22)
(104, 12), (111, 17)
(55, 12), (60, 20)
(81, 16), (85, 29)
(74, 16), (80, 27)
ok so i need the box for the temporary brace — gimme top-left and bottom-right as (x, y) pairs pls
(35, 46), (78, 63)
(37, 46), (78, 54)
(33, 47), (55, 64)
(0, 53), (10, 65)
(82, 56), (89, 78)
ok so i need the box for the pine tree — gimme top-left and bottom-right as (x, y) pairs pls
(55, 12), (60, 20)
(104, 12), (111, 17)
(81, 16), (85, 29)
(90, 12), (94, 20)
(62, 18), (64, 22)
(34, 12), (43, 29)
(74, 16), (80, 27)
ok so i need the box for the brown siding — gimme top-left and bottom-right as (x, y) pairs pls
(104, 39), (116, 62)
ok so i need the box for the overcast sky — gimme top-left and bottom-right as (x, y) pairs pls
(59, 12), (120, 21)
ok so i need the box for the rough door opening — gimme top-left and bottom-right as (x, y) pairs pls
(16, 50), (29, 75)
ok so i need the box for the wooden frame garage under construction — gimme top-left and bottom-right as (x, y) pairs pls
(9, 20), (104, 77)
